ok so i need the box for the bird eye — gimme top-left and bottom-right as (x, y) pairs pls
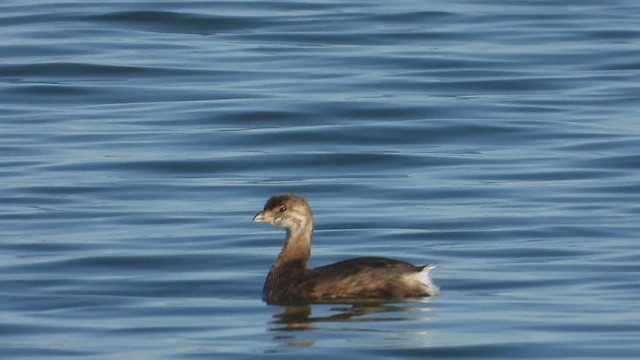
(279, 205), (286, 212)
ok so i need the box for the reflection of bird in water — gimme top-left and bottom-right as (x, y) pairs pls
(268, 301), (435, 349)
(271, 302), (432, 331)
(253, 194), (438, 305)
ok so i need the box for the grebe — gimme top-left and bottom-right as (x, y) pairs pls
(253, 194), (438, 304)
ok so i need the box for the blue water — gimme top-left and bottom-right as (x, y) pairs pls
(2, 1), (640, 359)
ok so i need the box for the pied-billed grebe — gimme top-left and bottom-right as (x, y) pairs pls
(253, 194), (438, 304)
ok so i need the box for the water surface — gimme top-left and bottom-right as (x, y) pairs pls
(1, 0), (639, 359)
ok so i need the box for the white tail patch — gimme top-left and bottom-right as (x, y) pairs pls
(413, 264), (439, 296)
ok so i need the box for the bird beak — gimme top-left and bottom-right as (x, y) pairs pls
(252, 210), (270, 223)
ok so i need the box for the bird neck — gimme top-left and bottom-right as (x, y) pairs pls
(275, 217), (314, 269)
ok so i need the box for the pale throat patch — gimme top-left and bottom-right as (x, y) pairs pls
(287, 211), (310, 236)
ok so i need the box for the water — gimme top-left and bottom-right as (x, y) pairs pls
(2, 0), (639, 358)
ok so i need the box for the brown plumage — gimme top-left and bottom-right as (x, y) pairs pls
(253, 194), (438, 305)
